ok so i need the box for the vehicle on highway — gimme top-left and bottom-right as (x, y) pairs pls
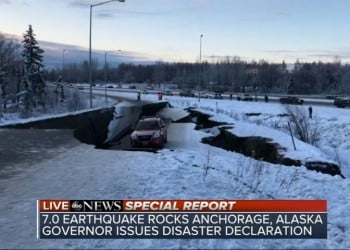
(164, 90), (173, 96)
(237, 94), (254, 101)
(129, 85), (136, 89)
(202, 92), (215, 99)
(214, 93), (224, 99)
(179, 89), (195, 97)
(333, 96), (350, 108)
(279, 96), (304, 105)
(130, 116), (167, 148)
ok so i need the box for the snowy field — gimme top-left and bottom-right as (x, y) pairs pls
(0, 90), (349, 249)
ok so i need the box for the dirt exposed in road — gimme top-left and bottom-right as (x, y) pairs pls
(185, 108), (344, 178)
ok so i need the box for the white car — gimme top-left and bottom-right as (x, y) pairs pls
(202, 93), (215, 99)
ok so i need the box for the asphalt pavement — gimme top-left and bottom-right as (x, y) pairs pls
(0, 129), (79, 179)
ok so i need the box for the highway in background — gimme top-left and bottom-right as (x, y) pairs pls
(82, 85), (338, 108)
(51, 80), (343, 108)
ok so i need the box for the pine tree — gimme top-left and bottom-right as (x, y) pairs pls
(21, 25), (46, 110)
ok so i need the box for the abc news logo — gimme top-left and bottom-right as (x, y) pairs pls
(71, 200), (123, 212)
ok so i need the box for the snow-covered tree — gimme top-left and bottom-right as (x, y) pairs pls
(21, 25), (46, 110)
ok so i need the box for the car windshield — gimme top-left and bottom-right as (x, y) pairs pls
(135, 120), (160, 130)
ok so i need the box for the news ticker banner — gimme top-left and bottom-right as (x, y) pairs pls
(37, 199), (327, 239)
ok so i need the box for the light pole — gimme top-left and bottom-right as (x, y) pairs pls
(198, 34), (203, 102)
(62, 49), (66, 82)
(89, 0), (125, 108)
(104, 49), (122, 103)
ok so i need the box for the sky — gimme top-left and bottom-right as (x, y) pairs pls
(1, 0), (350, 66)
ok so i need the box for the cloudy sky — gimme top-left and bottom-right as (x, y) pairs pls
(1, 0), (350, 65)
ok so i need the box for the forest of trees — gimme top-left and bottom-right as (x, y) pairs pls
(0, 27), (85, 118)
(0, 26), (47, 117)
(0, 33), (23, 111)
(46, 57), (350, 95)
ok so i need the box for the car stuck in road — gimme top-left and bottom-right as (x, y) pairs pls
(130, 116), (167, 148)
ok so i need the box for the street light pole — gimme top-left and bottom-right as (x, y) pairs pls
(62, 49), (66, 82)
(199, 34), (203, 102)
(104, 51), (108, 103)
(89, 0), (125, 108)
(104, 49), (122, 103)
(89, 5), (93, 108)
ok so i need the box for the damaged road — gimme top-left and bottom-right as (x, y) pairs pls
(185, 108), (344, 178)
(0, 99), (344, 178)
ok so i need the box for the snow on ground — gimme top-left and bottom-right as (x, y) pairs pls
(1, 134), (349, 249)
(159, 94), (350, 178)
(108, 89), (350, 175)
(0, 90), (350, 249)
(0, 106), (111, 126)
(188, 107), (337, 166)
(0, 93), (117, 126)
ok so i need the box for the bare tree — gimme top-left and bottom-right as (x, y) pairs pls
(284, 105), (320, 145)
(0, 34), (22, 112)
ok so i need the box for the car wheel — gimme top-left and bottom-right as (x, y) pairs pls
(157, 141), (164, 149)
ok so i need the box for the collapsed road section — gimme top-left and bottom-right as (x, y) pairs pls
(0, 101), (189, 150)
(185, 108), (344, 178)
(1, 101), (343, 178)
